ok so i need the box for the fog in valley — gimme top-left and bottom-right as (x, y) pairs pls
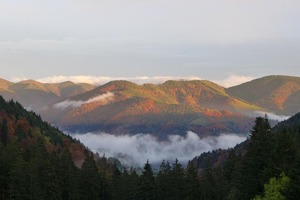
(71, 131), (247, 168)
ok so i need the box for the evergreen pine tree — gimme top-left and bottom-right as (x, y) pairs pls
(184, 164), (200, 200)
(127, 168), (139, 200)
(138, 160), (156, 200)
(156, 160), (172, 200)
(170, 159), (185, 200)
(29, 139), (61, 200)
(239, 116), (273, 199)
(79, 154), (102, 200)
(287, 153), (300, 199)
(58, 148), (80, 200)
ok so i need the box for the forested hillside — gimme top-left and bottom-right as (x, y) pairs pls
(189, 113), (300, 199)
(0, 96), (118, 199)
(1, 94), (300, 199)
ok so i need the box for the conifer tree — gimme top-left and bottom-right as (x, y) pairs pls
(184, 164), (200, 200)
(138, 160), (156, 200)
(287, 153), (300, 199)
(127, 168), (140, 200)
(0, 119), (8, 145)
(79, 154), (102, 200)
(239, 116), (273, 199)
(156, 160), (172, 200)
(169, 159), (185, 200)
(58, 148), (80, 200)
(29, 140), (61, 200)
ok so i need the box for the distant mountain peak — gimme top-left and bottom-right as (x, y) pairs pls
(227, 75), (300, 115)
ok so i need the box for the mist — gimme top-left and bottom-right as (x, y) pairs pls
(54, 92), (114, 109)
(71, 131), (247, 168)
(255, 111), (290, 121)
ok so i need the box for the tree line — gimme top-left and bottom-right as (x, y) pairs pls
(1, 95), (300, 199)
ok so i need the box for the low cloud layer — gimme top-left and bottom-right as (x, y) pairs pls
(11, 74), (253, 88)
(255, 111), (290, 121)
(37, 75), (202, 85)
(215, 75), (254, 88)
(54, 92), (114, 109)
(71, 131), (247, 167)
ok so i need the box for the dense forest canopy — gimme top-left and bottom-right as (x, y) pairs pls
(0, 95), (300, 199)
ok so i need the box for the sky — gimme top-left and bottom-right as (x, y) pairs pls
(1, 0), (300, 86)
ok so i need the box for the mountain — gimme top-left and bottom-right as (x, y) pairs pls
(42, 80), (261, 136)
(1, 75), (299, 137)
(0, 78), (95, 111)
(227, 75), (300, 115)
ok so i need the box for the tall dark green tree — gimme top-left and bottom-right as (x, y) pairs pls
(287, 153), (300, 199)
(156, 160), (172, 200)
(58, 148), (80, 200)
(29, 140), (61, 200)
(79, 154), (102, 200)
(9, 152), (29, 200)
(268, 129), (298, 176)
(184, 164), (200, 200)
(239, 116), (273, 199)
(169, 159), (185, 200)
(127, 168), (139, 200)
(138, 160), (156, 200)
(0, 118), (8, 145)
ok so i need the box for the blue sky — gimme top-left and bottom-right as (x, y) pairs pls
(1, 0), (300, 85)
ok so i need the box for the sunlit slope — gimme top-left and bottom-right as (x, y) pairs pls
(227, 75), (300, 115)
(45, 80), (261, 136)
(0, 78), (95, 110)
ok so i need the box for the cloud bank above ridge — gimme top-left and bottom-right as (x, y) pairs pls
(11, 74), (254, 88)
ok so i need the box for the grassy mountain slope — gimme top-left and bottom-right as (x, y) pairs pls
(44, 80), (261, 136)
(2, 75), (299, 136)
(227, 75), (300, 115)
(0, 78), (95, 111)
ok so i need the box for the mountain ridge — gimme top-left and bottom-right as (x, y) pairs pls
(1, 75), (299, 136)
(0, 78), (96, 111)
(43, 79), (262, 136)
(227, 75), (300, 114)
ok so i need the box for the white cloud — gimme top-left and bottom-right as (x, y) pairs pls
(71, 131), (247, 167)
(214, 74), (254, 88)
(254, 111), (290, 121)
(36, 75), (202, 85)
(54, 92), (114, 109)
(10, 74), (254, 88)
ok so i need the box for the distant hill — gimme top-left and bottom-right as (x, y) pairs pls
(0, 78), (95, 111)
(1, 75), (299, 136)
(42, 79), (261, 136)
(227, 75), (300, 115)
